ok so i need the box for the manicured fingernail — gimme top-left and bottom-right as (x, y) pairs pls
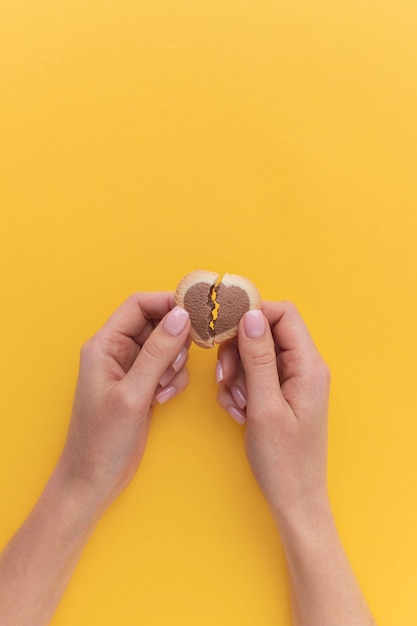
(215, 360), (224, 384)
(159, 348), (188, 387)
(163, 307), (189, 337)
(159, 366), (174, 388)
(231, 386), (247, 410)
(228, 406), (246, 425)
(156, 384), (176, 404)
(244, 310), (265, 338)
(172, 347), (188, 372)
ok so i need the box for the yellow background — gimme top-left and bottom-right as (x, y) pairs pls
(1, 1), (416, 624)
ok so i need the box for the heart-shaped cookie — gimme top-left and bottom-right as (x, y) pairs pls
(175, 270), (261, 348)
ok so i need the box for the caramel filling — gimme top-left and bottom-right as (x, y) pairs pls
(209, 277), (221, 332)
(184, 274), (251, 342)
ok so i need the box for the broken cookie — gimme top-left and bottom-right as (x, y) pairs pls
(175, 270), (262, 348)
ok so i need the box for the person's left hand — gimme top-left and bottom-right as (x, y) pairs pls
(57, 292), (191, 513)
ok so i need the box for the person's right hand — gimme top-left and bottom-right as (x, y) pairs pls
(216, 301), (331, 525)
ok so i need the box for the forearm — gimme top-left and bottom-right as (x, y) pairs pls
(0, 467), (102, 626)
(274, 500), (376, 626)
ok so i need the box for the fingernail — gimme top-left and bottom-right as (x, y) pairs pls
(159, 347), (188, 387)
(156, 384), (176, 404)
(163, 306), (189, 337)
(244, 310), (265, 338)
(231, 386), (247, 410)
(215, 360), (224, 384)
(228, 406), (246, 425)
(172, 347), (188, 372)
(159, 366), (175, 388)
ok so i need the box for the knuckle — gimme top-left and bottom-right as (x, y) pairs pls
(124, 292), (139, 304)
(321, 362), (332, 386)
(79, 340), (90, 359)
(311, 357), (331, 387)
(216, 384), (229, 410)
(80, 334), (101, 359)
(280, 300), (300, 319)
(281, 300), (298, 314)
(248, 348), (277, 369)
(176, 367), (190, 393)
(120, 292), (143, 314)
(142, 335), (167, 362)
(181, 366), (190, 385)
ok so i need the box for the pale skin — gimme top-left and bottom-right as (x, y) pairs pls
(0, 293), (376, 626)
(217, 303), (376, 626)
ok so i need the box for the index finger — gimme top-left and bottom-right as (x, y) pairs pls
(101, 292), (175, 341)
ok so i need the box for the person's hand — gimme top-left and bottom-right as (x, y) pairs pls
(216, 301), (331, 525)
(57, 292), (191, 513)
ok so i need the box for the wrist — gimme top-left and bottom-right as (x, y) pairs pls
(270, 491), (335, 548)
(272, 500), (344, 583)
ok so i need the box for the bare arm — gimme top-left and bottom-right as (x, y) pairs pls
(276, 499), (376, 626)
(0, 293), (191, 625)
(0, 470), (99, 626)
(217, 301), (376, 626)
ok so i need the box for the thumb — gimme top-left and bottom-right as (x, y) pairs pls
(238, 310), (284, 416)
(124, 306), (190, 407)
